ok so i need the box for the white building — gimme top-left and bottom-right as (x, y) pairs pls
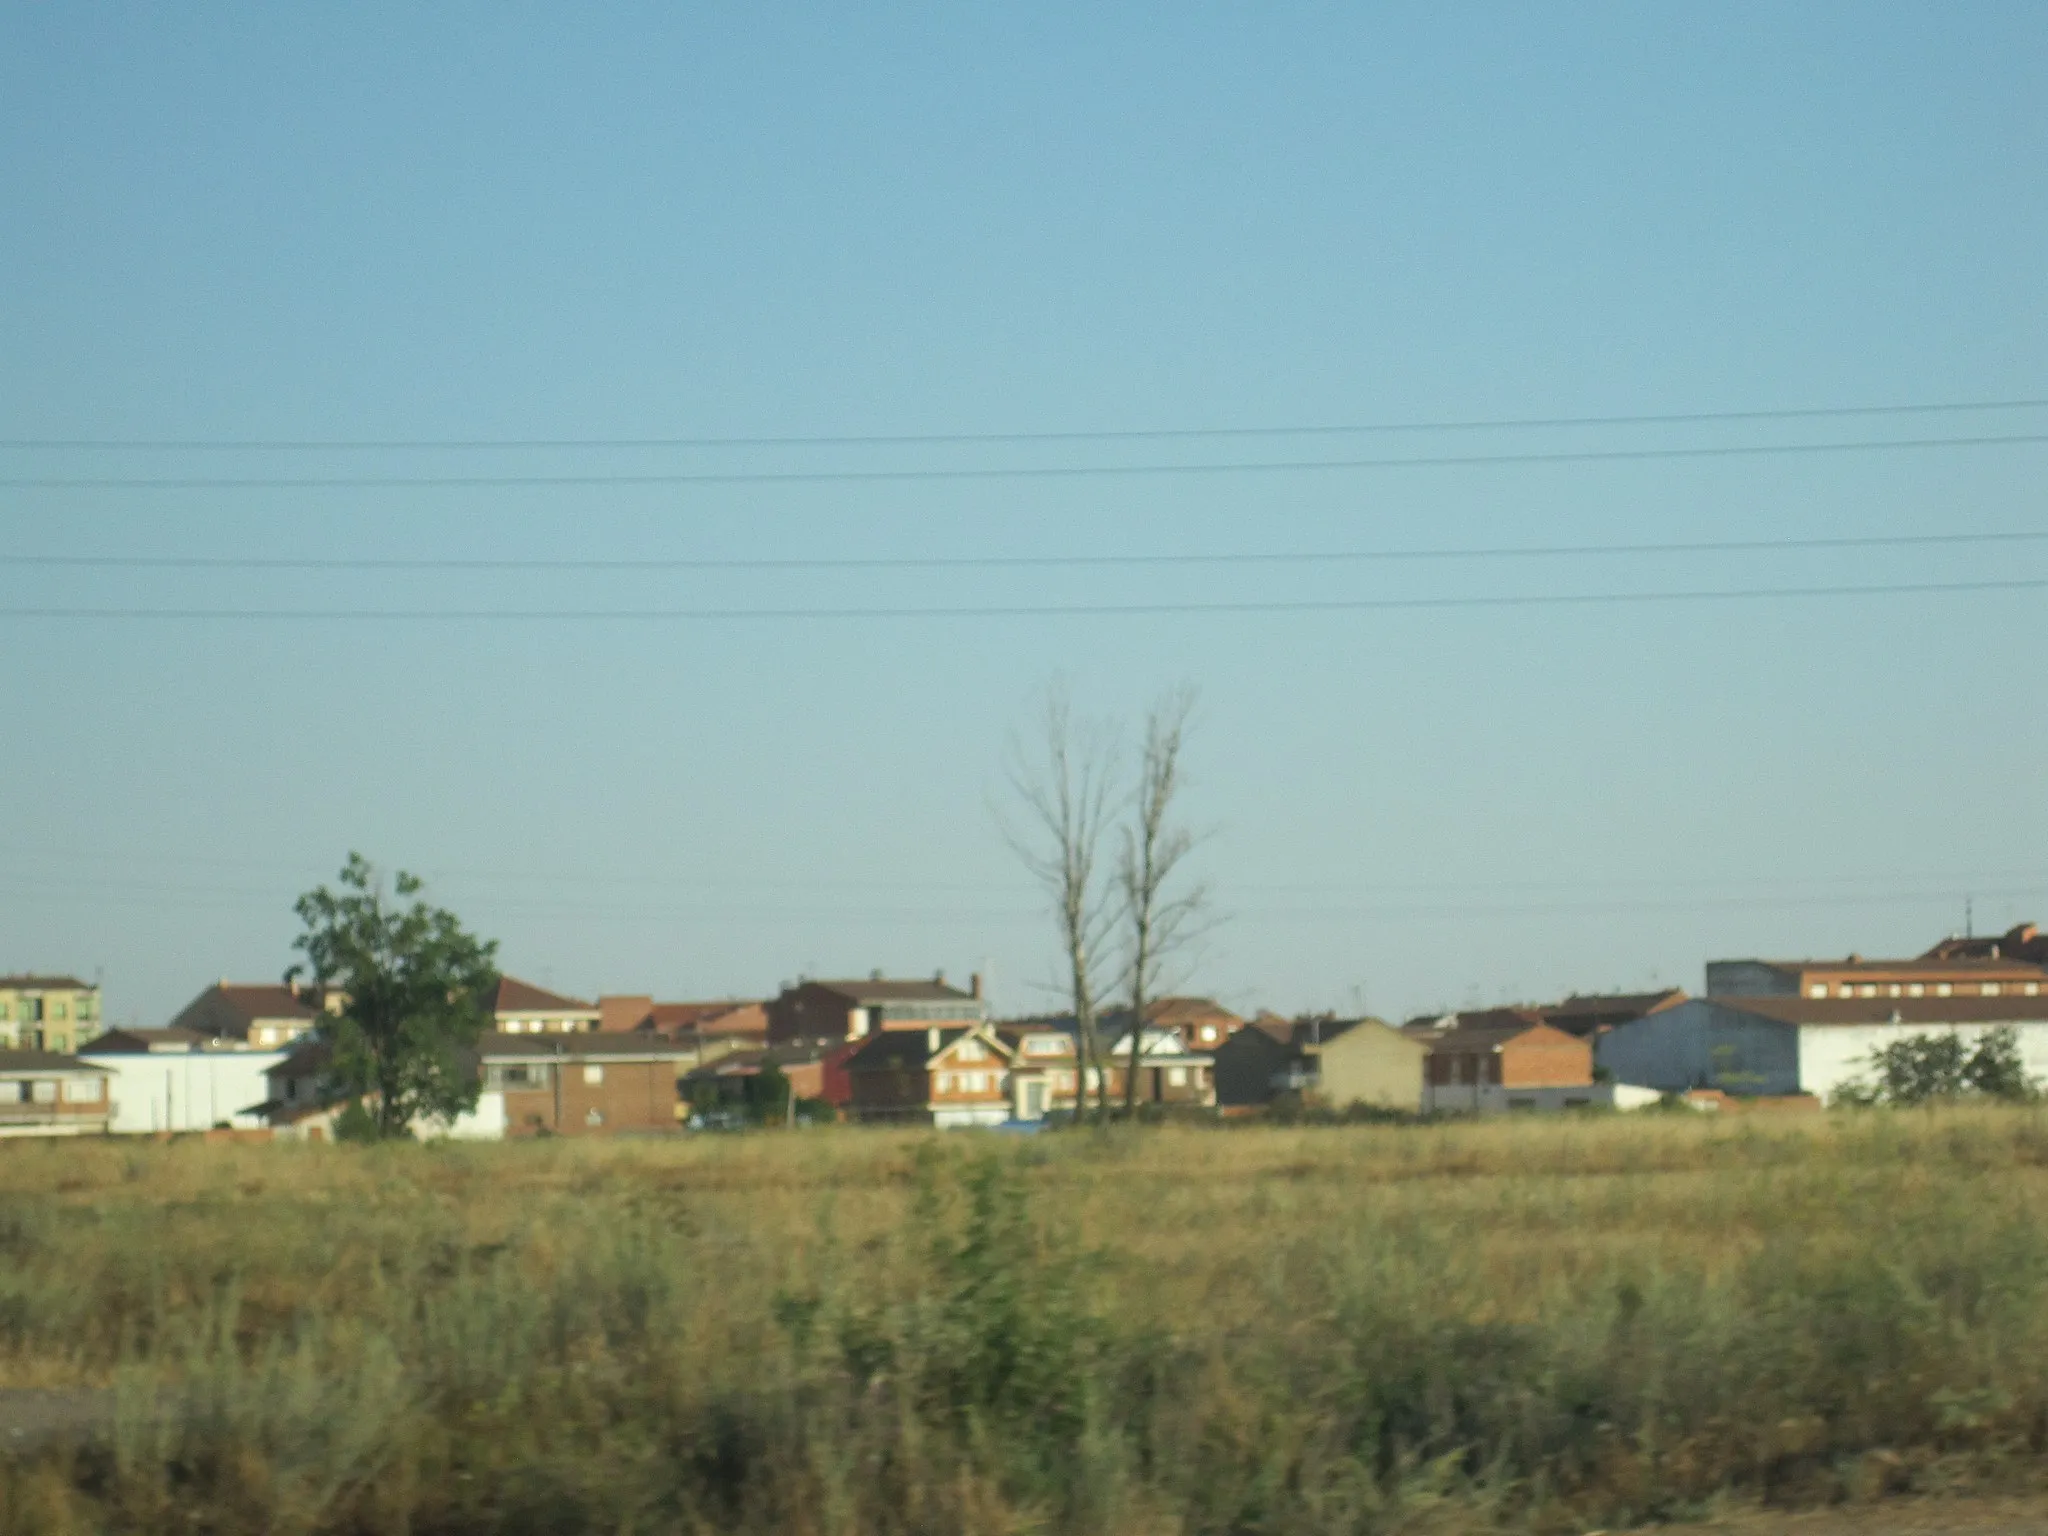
(81, 1029), (288, 1133)
(1596, 994), (2048, 1104)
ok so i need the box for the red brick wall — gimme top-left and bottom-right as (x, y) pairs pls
(1501, 1031), (1592, 1088)
(499, 1059), (680, 1136)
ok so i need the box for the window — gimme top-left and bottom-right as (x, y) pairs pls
(1199, 1024), (1217, 1042)
(1836, 985), (1853, 998)
(1887, 984), (1902, 998)
(964, 1071), (988, 1094)
(31, 1081), (56, 1104)
(62, 1078), (99, 1103)
(1167, 1066), (1187, 1088)
(936, 1072), (953, 1094)
(1937, 983), (1954, 997)
(2027, 984), (2041, 997)
(1982, 983), (2002, 997)
(1856, 985), (1878, 998)
(583, 1064), (604, 1085)
(955, 1041), (985, 1063)
(52, 1002), (67, 1021)
(0, 1082), (20, 1103)
(1908, 983), (1926, 997)
(486, 1063), (551, 1090)
(1023, 1034), (1067, 1057)
(1808, 985), (1828, 999)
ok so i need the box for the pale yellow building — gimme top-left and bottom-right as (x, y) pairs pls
(0, 975), (102, 1055)
(1304, 1018), (1428, 1112)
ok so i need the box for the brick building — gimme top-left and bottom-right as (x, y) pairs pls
(766, 974), (986, 1046)
(843, 1024), (1013, 1128)
(1405, 1012), (1597, 1113)
(481, 1033), (691, 1136)
(0, 976), (103, 1054)
(0, 1050), (113, 1137)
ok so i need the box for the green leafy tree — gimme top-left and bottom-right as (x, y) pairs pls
(290, 853), (499, 1140)
(1841, 1026), (2037, 1107)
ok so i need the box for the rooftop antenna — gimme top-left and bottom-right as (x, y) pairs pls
(1967, 895), (1976, 939)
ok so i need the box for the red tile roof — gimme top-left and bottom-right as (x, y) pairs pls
(492, 977), (597, 1014)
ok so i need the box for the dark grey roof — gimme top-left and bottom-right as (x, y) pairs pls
(806, 978), (977, 1005)
(1698, 994), (2048, 1028)
(80, 1027), (209, 1054)
(0, 1050), (108, 1074)
(843, 1027), (985, 1070)
(0, 975), (93, 991)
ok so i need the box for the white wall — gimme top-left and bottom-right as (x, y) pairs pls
(88, 1049), (288, 1134)
(1421, 1083), (1628, 1114)
(1798, 1021), (2048, 1104)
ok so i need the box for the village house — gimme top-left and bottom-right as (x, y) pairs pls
(1102, 1019), (1217, 1108)
(598, 994), (768, 1053)
(491, 977), (602, 1034)
(1598, 990), (2048, 1104)
(1704, 949), (2046, 1003)
(261, 1030), (692, 1139)
(1538, 989), (1688, 1038)
(680, 1038), (860, 1122)
(1405, 1011), (1606, 1113)
(766, 973), (986, 1046)
(1139, 996), (1245, 1053)
(0, 975), (103, 1054)
(0, 1050), (113, 1137)
(167, 980), (329, 1050)
(843, 1024), (1015, 1128)
(1304, 1018), (1429, 1111)
(82, 1028), (287, 1133)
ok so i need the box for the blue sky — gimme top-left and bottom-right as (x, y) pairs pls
(3, 4), (2045, 1026)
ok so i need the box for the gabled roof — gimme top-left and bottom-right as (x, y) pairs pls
(1695, 994), (2048, 1028)
(843, 1026), (1003, 1071)
(492, 977), (597, 1014)
(0, 974), (93, 991)
(1404, 1016), (1581, 1053)
(189, 983), (321, 1025)
(647, 1000), (767, 1036)
(1546, 989), (1686, 1025)
(0, 1050), (107, 1074)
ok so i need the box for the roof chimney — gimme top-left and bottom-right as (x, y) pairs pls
(970, 972), (983, 1000)
(927, 1026), (940, 1054)
(934, 968), (946, 985)
(870, 968), (883, 981)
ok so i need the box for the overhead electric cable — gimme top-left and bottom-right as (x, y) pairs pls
(4, 528), (2042, 572)
(4, 575), (2043, 621)
(4, 432), (2046, 489)
(3, 396), (2046, 451)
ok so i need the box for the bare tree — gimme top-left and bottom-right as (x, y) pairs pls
(998, 685), (1120, 1121)
(1116, 686), (1209, 1117)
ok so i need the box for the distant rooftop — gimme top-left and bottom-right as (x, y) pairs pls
(492, 977), (598, 1014)
(0, 975), (93, 992)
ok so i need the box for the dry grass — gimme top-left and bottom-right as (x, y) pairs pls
(4, 1108), (2048, 1533)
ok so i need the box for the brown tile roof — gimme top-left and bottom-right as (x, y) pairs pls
(0, 975), (93, 991)
(492, 977), (597, 1014)
(0, 1050), (106, 1073)
(204, 984), (321, 1024)
(648, 1001), (767, 1036)
(1706, 994), (2048, 1027)
(1547, 989), (1685, 1022)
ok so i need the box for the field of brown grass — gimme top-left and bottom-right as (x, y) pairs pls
(5, 1109), (2048, 1533)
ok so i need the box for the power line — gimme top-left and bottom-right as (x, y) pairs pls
(2, 431), (2046, 490)
(4, 528), (2042, 573)
(4, 575), (2042, 621)
(4, 396), (2045, 451)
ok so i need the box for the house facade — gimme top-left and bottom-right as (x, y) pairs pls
(1407, 1015), (1601, 1113)
(0, 1051), (113, 1137)
(480, 1033), (690, 1135)
(0, 975), (104, 1054)
(167, 981), (327, 1049)
(1305, 1019), (1427, 1111)
(766, 974), (986, 1046)
(82, 1029), (287, 1133)
(492, 977), (602, 1034)
(1597, 993), (2048, 1104)
(844, 1024), (1014, 1127)
(1704, 954), (2046, 1002)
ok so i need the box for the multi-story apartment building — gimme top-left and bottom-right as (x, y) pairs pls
(0, 975), (103, 1054)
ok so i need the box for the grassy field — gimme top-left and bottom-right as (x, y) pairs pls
(5, 1109), (2048, 1534)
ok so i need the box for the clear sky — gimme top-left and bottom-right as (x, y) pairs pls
(3, 4), (2045, 1028)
